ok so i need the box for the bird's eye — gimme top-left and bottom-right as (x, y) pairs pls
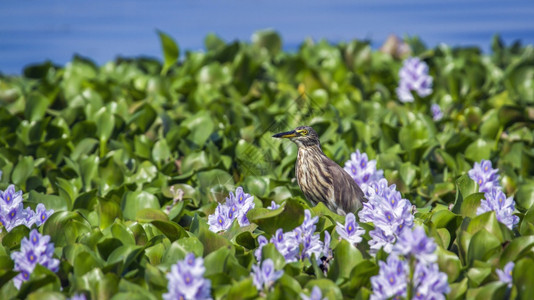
(300, 129), (308, 135)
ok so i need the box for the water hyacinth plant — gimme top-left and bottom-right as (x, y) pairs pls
(208, 186), (255, 232)
(10, 229), (60, 289)
(251, 258), (283, 292)
(343, 150), (384, 188)
(0, 185), (53, 232)
(469, 160), (519, 229)
(431, 103), (443, 121)
(396, 57), (433, 102)
(359, 179), (414, 254)
(1, 31), (533, 298)
(468, 160), (500, 193)
(163, 253), (212, 300)
(335, 212), (365, 245)
(300, 286), (326, 300)
(496, 262), (514, 287)
(371, 227), (449, 299)
(257, 210), (330, 263)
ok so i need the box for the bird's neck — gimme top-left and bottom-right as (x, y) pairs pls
(297, 144), (325, 157)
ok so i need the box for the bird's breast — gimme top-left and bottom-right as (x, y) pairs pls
(296, 147), (334, 207)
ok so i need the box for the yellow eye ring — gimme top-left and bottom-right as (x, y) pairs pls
(300, 129), (308, 135)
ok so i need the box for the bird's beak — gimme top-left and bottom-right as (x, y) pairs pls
(272, 130), (297, 138)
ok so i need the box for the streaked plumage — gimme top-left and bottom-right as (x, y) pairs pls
(273, 126), (366, 215)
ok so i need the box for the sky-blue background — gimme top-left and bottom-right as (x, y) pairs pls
(1, 0), (533, 74)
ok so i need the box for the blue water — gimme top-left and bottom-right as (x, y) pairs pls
(1, 0), (534, 74)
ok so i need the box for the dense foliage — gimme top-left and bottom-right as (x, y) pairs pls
(0, 30), (534, 299)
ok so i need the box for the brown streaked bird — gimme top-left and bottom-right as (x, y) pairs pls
(273, 126), (366, 215)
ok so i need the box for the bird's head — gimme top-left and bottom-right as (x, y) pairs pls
(272, 126), (320, 147)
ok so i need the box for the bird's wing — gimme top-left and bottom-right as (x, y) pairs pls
(325, 158), (366, 214)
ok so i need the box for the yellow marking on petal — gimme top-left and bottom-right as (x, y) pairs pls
(348, 225), (352, 231)
(478, 179), (482, 185)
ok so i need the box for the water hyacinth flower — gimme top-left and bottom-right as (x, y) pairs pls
(392, 226), (437, 265)
(257, 210), (328, 263)
(370, 255), (408, 300)
(301, 286), (326, 300)
(208, 204), (232, 233)
(163, 253), (212, 300)
(335, 213), (365, 245)
(10, 229), (60, 289)
(68, 294), (87, 300)
(0, 185), (53, 233)
(496, 262), (514, 287)
(34, 203), (54, 226)
(431, 104), (443, 121)
(396, 57), (433, 103)
(270, 228), (300, 262)
(413, 262), (450, 300)
(208, 186), (255, 233)
(359, 179), (414, 254)
(468, 160), (500, 193)
(477, 188), (519, 230)
(251, 259), (283, 292)
(344, 150), (384, 188)
(255, 235), (269, 262)
(267, 201), (281, 210)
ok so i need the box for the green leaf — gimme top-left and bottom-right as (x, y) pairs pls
(328, 240), (363, 281)
(467, 228), (501, 266)
(514, 257), (534, 299)
(24, 92), (50, 122)
(158, 30), (179, 75)
(465, 138), (492, 162)
(42, 211), (92, 246)
(121, 191), (160, 220)
(12, 156), (34, 186)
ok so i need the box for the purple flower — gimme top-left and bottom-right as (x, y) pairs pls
(301, 286), (326, 300)
(468, 160), (500, 193)
(0, 185), (23, 210)
(227, 187), (255, 226)
(359, 179), (414, 254)
(68, 294), (87, 300)
(270, 228), (299, 262)
(413, 262), (450, 300)
(255, 235), (269, 262)
(260, 210), (329, 263)
(344, 150), (384, 188)
(267, 201), (281, 210)
(208, 204), (232, 233)
(431, 104), (443, 121)
(393, 227), (437, 265)
(396, 57), (433, 103)
(0, 185), (52, 233)
(477, 189), (519, 230)
(10, 229), (59, 289)
(163, 253), (211, 300)
(496, 262), (514, 287)
(208, 187), (255, 232)
(34, 203), (54, 226)
(336, 213), (365, 245)
(370, 255), (408, 300)
(251, 259), (283, 292)
(322, 231), (332, 259)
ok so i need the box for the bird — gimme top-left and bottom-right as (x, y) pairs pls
(272, 126), (366, 215)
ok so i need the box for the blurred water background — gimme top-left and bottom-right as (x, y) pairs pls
(1, 0), (534, 74)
